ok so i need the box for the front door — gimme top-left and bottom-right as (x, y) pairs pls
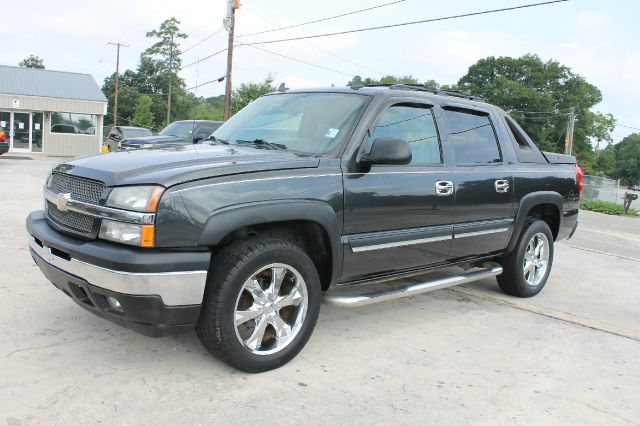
(341, 101), (454, 282)
(11, 112), (31, 151)
(31, 112), (43, 153)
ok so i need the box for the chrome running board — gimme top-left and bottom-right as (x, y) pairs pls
(324, 262), (503, 307)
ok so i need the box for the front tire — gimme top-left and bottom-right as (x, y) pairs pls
(497, 219), (554, 298)
(196, 238), (321, 373)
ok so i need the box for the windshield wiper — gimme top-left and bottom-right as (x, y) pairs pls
(237, 139), (287, 151)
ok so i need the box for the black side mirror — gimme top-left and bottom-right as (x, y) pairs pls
(193, 133), (208, 143)
(358, 138), (412, 166)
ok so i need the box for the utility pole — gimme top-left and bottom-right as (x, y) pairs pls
(223, 0), (240, 121)
(108, 42), (128, 127)
(565, 107), (576, 155)
(167, 34), (174, 126)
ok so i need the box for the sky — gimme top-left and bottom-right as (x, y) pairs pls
(2, 0), (639, 143)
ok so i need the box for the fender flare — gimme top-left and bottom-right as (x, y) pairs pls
(198, 199), (343, 286)
(507, 191), (564, 252)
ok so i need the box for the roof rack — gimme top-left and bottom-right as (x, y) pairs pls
(350, 83), (484, 102)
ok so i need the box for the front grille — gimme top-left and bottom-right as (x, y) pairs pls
(46, 173), (105, 236)
(46, 201), (98, 234)
(49, 172), (105, 204)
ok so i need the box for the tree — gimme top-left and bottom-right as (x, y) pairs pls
(132, 95), (155, 129)
(614, 133), (640, 185)
(145, 18), (188, 124)
(231, 76), (277, 115)
(19, 55), (45, 69)
(457, 54), (611, 166)
(347, 75), (420, 86)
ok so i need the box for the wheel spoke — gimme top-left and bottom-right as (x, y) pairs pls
(245, 278), (269, 305)
(269, 267), (287, 299)
(244, 316), (269, 350)
(270, 315), (292, 341)
(235, 305), (263, 326)
(534, 238), (544, 257)
(524, 260), (535, 280)
(277, 281), (303, 308)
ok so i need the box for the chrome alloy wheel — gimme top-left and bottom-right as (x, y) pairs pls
(523, 232), (550, 287)
(233, 263), (308, 355)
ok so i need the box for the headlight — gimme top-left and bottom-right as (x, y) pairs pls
(99, 220), (155, 247)
(107, 186), (164, 212)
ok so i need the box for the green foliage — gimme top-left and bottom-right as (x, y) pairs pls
(580, 199), (638, 217)
(19, 55), (45, 69)
(614, 133), (640, 185)
(457, 54), (612, 166)
(132, 95), (155, 129)
(347, 75), (428, 86)
(231, 76), (277, 115)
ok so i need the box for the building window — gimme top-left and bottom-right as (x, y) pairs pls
(50, 112), (96, 135)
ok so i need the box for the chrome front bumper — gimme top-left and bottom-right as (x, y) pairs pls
(28, 236), (208, 306)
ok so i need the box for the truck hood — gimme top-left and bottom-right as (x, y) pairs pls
(53, 144), (320, 187)
(121, 135), (186, 145)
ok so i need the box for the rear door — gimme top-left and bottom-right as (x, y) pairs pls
(442, 106), (515, 258)
(341, 100), (454, 282)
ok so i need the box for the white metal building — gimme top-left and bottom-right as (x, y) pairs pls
(0, 65), (107, 156)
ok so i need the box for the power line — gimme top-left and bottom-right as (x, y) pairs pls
(617, 124), (640, 132)
(187, 77), (226, 91)
(237, 0), (406, 37)
(238, 43), (354, 77)
(242, 6), (385, 76)
(183, 47), (228, 68)
(242, 0), (569, 46)
(182, 27), (225, 54)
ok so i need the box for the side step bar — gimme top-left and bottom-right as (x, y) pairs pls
(324, 262), (503, 307)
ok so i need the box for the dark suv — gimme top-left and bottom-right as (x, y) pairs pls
(27, 85), (581, 372)
(105, 126), (152, 152)
(119, 120), (222, 150)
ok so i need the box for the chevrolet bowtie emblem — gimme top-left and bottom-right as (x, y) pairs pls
(55, 193), (72, 212)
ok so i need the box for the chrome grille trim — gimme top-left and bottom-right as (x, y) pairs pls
(49, 173), (105, 204)
(43, 187), (155, 225)
(46, 200), (97, 233)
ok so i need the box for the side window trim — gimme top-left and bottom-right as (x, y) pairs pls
(368, 101), (443, 166)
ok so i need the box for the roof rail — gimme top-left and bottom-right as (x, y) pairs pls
(350, 83), (484, 102)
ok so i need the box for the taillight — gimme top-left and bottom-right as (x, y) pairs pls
(573, 163), (583, 195)
(0, 131), (5, 142)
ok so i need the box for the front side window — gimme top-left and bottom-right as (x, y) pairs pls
(445, 109), (501, 165)
(371, 104), (441, 164)
(211, 93), (368, 155)
(51, 112), (96, 135)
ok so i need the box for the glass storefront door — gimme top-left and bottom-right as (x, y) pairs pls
(12, 112), (30, 151)
(32, 112), (43, 152)
(0, 111), (44, 152)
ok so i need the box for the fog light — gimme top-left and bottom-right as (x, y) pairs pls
(107, 296), (122, 310)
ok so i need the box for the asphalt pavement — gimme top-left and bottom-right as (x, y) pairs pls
(1, 155), (638, 425)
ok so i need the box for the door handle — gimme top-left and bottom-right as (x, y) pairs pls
(435, 180), (454, 196)
(495, 179), (509, 193)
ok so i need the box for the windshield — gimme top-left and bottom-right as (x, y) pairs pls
(159, 122), (198, 139)
(124, 128), (152, 138)
(209, 93), (368, 155)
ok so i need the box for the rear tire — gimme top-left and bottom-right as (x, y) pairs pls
(497, 219), (554, 298)
(196, 238), (321, 373)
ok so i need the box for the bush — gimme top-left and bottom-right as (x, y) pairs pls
(580, 199), (639, 217)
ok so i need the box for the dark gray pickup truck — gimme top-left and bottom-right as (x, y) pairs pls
(27, 85), (582, 372)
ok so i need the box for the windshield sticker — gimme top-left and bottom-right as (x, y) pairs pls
(325, 128), (339, 139)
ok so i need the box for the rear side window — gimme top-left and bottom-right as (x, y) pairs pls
(445, 109), (501, 165)
(371, 104), (442, 164)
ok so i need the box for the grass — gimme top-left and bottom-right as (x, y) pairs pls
(580, 199), (639, 217)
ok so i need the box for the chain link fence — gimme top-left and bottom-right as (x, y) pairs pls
(582, 175), (622, 205)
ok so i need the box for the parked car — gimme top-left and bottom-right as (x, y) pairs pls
(0, 125), (8, 155)
(628, 184), (640, 191)
(119, 120), (222, 150)
(105, 126), (152, 152)
(27, 85), (581, 372)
